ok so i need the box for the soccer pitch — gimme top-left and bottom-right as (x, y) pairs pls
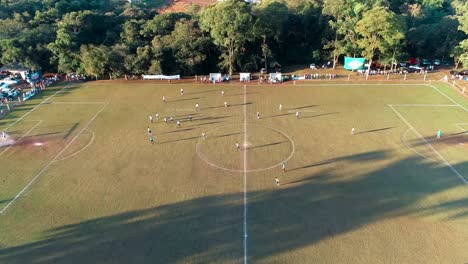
(0, 80), (467, 263)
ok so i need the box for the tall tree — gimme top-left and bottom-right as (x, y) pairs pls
(252, 1), (289, 70)
(79, 44), (110, 79)
(356, 6), (405, 77)
(200, 0), (253, 75)
(453, 0), (468, 68)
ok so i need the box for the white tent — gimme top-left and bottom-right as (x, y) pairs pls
(0, 66), (30, 80)
(239, 73), (251, 82)
(269, 73), (282, 83)
(142, 74), (180, 80)
(209, 73), (222, 83)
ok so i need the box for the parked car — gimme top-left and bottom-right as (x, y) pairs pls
(433, 59), (441, 66)
(310, 63), (317, 70)
(260, 68), (267, 74)
(459, 70), (468, 76)
(421, 59), (430, 65)
(0, 83), (10, 91)
(408, 65), (423, 73)
(1, 77), (19, 85)
(450, 70), (459, 75)
(0, 91), (14, 101)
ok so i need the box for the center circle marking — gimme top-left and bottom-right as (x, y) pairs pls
(196, 124), (295, 172)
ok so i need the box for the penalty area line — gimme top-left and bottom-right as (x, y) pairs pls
(0, 102), (109, 215)
(0, 120), (43, 157)
(388, 104), (468, 185)
(1, 83), (75, 132)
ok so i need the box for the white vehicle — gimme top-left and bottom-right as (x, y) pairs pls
(1, 78), (19, 85)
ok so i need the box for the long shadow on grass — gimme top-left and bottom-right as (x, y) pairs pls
(356, 127), (396, 135)
(202, 102), (252, 110)
(168, 97), (200, 103)
(159, 128), (196, 134)
(286, 105), (319, 110)
(1, 153), (467, 263)
(262, 113), (295, 119)
(246, 141), (288, 150)
(158, 136), (200, 144)
(301, 112), (340, 119)
(185, 90), (217, 95)
(226, 92), (260, 96)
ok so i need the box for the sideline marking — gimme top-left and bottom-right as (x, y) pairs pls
(388, 104), (468, 185)
(427, 84), (468, 112)
(390, 104), (458, 107)
(1, 83), (74, 132)
(243, 85), (248, 264)
(455, 123), (468, 133)
(49, 102), (106, 105)
(0, 103), (108, 215)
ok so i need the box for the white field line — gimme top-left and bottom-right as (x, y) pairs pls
(0, 120), (43, 157)
(427, 84), (468, 112)
(2, 83), (74, 132)
(243, 85), (248, 264)
(52, 129), (95, 163)
(49, 102), (107, 105)
(455, 123), (468, 134)
(258, 83), (429, 87)
(390, 104), (458, 107)
(388, 104), (468, 185)
(195, 123), (295, 172)
(402, 128), (437, 163)
(0, 103), (108, 215)
(131, 83), (429, 87)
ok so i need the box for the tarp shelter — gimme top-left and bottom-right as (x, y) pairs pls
(142, 74), (180, 80)
(344, 57), (365, 70)
(28, 70), (42, 82)
(269, 72), (282, 83)
(209, 73), (222, 83)
(240, 73), (251, 82)
(0, 66), (30, 80)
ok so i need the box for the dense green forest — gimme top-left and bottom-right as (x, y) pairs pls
(0, 0), (466, 78)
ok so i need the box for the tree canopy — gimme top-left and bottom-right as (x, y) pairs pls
(0, 0), (466, 78)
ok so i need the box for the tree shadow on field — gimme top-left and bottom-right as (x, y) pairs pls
(1, 152), (468, 263)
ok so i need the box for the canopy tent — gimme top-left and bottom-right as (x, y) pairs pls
(239, 73), (251, 82)
(344, 57), (366, 70)
(269, 72), (282, 83)
(0, 66), (30, 80)
(142, 74), (180, 80)
(209, 73), (222, 83)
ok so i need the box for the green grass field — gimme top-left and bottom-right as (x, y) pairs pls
(0, 80), (467, 263)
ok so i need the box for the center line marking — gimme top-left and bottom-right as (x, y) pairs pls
(243, 84), (248, 264)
